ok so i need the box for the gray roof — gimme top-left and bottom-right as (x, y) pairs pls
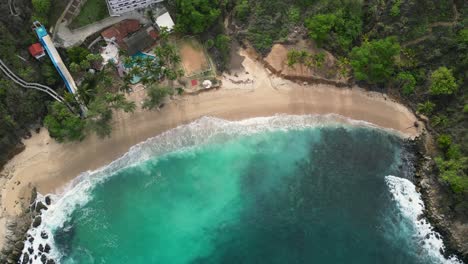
(123, 27), (155, 55)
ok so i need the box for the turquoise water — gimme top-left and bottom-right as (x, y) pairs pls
(21, 117), (461, 264)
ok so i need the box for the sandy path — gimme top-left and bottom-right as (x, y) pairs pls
(0, 49), (421, 248)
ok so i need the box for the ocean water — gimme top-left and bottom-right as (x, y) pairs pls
(21, 116), (462, 264)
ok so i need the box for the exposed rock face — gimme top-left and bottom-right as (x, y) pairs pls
(413, 133), (468, 263)
(263, 42), (350, 86)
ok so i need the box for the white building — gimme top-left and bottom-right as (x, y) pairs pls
(106, 0), (164, 16)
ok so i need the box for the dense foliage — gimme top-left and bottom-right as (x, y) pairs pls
(349, 37), (400, 84)
(174, 0), (221, 34)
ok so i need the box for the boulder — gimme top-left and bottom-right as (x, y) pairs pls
(41, 231), (48, 239)
(44, 244), (51, 253)
(32, 216), (41, 228)
(40, 254), (47, 263)
(38, 244), (44, 252)
(46, 259), (55, 264)
(45, 196), (51, 205)
(22, 253), (29, 264)
(35, 202), (48, 213)
(15, 241), (24, 250)
(28, 247), (33, 254)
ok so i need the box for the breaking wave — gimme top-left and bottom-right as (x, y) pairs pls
(17, 114), (432, 263)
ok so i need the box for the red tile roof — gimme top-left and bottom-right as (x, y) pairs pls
(101, 20), (141, 46)
(28, 43), (44, 57)
(191, 79), (198, 86)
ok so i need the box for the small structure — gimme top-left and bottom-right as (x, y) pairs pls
(28, 43), (45, 60)
(154, 11), (175, 32)
(101, 19), (141, 47)
(123, 26), (158, 55)
(202, 80), (212, 89)
(191, 79), (198, 87)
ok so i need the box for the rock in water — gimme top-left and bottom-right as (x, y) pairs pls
(40, 254), (47, 263)
(21, 253), (29, 264)
(44, 244), (51, 253)
(38, 244), (44, 252)
(45, 196), (51, 205)
(35, 201), (48, 213)
(32, 216), (41, 228)
(41, 231), (48, 239)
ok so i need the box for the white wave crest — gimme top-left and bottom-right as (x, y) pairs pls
(20, 114), (403, 264)
(385, 175), (462, 264)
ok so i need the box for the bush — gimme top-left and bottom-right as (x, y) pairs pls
(417, 101), (435, 115)
(305, 14), (337, 46)
(44, 101), (85, 142)
(429, 67), (458, 95)
(143, 85), (171, 110)
(235, 0), (250, 22)
(390, 0), (402, 17)
(396, 72), (416, 95)
(437, 134), (452, 150)
(349, 37), (400, 84)
(288, 7), (301, 24)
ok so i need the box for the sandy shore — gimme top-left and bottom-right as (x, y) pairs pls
(0, 48), (421, 248)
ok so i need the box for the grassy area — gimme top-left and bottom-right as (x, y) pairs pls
(69, 0), (109, 29)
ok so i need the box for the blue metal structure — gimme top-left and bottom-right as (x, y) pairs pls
(33, 21), (78, 95)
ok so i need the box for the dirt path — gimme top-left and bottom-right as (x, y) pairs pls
(402, 3), (459, 47)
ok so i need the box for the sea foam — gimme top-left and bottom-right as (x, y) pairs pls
(385, 175), (462, 264)
(18, 115), (412, 263)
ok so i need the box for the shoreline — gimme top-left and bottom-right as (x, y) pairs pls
(0, 48), (422, 255)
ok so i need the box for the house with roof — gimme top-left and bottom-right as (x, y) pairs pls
(28, 43), (45, 60)
(123, 26), (158, 55)
(101, 19), (141, 47)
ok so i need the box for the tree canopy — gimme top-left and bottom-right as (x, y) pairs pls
(175, 0), (221, 34)
(429, 67), (458, 96)
(349, 37), (400, 84)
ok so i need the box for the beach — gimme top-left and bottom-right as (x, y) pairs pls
(0, 48), (422, 249)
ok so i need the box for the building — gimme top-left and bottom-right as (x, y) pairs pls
(154, 11), (175, 32)
(101, 19), (141, 46)
(28, 43), (45, 60)
(123, 26), (158, 55)
(106, 0), (164, 16)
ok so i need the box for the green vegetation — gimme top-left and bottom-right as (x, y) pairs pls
(69, 0), (109, 29)
(174, 0), (221, 34)
(429, 67), (458, 96)
(435, 134), (468, 194)
(287, 49), (326, 68)
(349, 37), (400, 84)
(234, 0), (250, 22)
(390, 0), (402, 17)
(44, 101), (85, 142)
(417, 101), (435, 116)
(31, 0), (51, 23)
(396, 72), (416, 95)
(305, 14), (337, 47)
(142, 85), (172, 110)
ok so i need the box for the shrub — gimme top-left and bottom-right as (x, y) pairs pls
(437, 134), (452, 150)
(396, 72), (416, 95)
(288, 7), (301, 24)
(417, 101), (435, 115)
(429, 67), (458, 95)
(305, 14), (337, 46)
(390, 0), (401, 17)
(235, 0), (250, 22)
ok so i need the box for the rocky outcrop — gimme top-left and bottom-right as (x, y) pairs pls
(263, 42), (350, 87)
(412, 133), (468, 263)
(0, 188), (56, 264)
